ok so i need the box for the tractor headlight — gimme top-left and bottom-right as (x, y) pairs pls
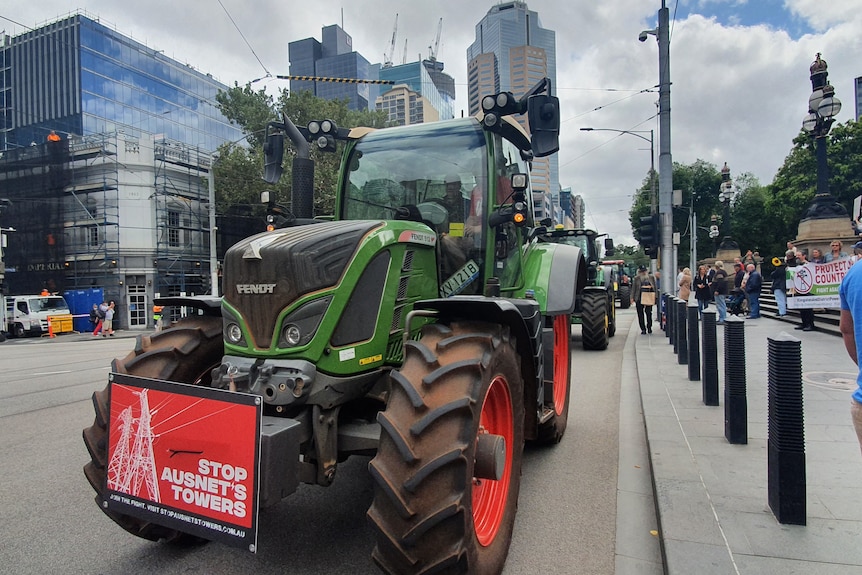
(226, 323), (243, 344)
(282, 324), (302, 346)
(278, 296), (331, 349)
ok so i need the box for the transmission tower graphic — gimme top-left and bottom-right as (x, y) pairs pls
(107, 388), (161, 502)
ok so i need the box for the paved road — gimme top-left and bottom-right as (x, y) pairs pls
(0, 312), (659, 574)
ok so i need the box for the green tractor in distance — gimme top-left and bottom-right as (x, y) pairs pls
(601, 259), (632, 309)
(84, 80), (584, 575)
(537, 228), (616, 350)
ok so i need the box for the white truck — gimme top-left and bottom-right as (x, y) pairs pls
(4, 294), (71, 338)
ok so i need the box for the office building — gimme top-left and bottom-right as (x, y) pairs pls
(466, 1), (559, 218)
(0, 14), (247, 329)
(288, 24), (379, 111)
(378, 61), (455, 121)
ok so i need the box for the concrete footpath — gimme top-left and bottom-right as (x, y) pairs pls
(635, 310), (862, 574)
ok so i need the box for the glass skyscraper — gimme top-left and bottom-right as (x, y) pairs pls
(0, 14), (243, 151)
(467, 1), (559, 200)
(379, 62), (455, 121)
(288, 25), (379, 111)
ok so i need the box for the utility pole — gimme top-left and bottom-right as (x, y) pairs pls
(658, 0), (673, 294)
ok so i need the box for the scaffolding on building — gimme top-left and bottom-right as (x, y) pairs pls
(152, 138), (211, 303)
(62, 132), (121, 292)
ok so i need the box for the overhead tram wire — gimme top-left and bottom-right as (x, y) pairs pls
(216, 0), (271, 79)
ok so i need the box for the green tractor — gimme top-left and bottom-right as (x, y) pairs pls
(601, 259), (632, 309)
(83, 80), (584, 574)
(537, 228), (616, 350)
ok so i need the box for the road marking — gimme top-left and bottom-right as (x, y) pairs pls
(32, 370), (73, 376)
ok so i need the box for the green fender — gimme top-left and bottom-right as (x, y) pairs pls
(520, 242), (586, 315)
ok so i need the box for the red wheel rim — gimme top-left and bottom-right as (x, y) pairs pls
(473, 375), (514, 546)
(552, 315), (570, 415)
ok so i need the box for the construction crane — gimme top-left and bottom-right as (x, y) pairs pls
(428, 17), (443, 62)
(383, 13), (398, 69)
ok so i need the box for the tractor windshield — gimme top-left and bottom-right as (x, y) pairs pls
(340, 118), (487, 232)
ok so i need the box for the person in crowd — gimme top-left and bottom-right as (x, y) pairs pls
(675, 266), (685, 297)
(810, 248), (825, 263)
(93, 301), (107, 336)
(743, 249), (755, 266)
(744, 263), (762, 319)
(825, 240), (848, 262)
(786, 241), (797, 256)
(853, 241), (862, 263)
(102, 301), (115, 337)
(678, 267), (692, 301)
(712, 261), (729, 323)
(791, 251), (815, 331)
(693, 265), (711, 316)
(89, 304), (103, 336)
(771, 257), (788, 316)
(631, 265), (657, 335)
(839, 253), (862, 455)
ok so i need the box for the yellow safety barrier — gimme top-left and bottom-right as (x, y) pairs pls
(48, 314), (74, 334)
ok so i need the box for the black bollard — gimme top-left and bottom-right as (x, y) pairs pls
(667, 296), (677, 346)
(664, 294), (671, 338)
(701, 310), (719, 406)
(676, 299), (688, 365)
(767, 333), (805, 525)
(687, 303), (700, 381)
(724, 316), (747, 444)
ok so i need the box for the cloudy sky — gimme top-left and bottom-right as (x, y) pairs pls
(2, 0), (860, 244)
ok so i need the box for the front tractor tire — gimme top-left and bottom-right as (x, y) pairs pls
(82, 315), (224, 543)
(368, 321), (525, 575)
(581, 291), (609, 351)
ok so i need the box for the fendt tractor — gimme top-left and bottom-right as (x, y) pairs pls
(537, 228), (616, 350)
(83, 79), (586, 575)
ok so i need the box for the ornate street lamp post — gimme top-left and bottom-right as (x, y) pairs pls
(800, 53), (846, 220)
(717, 162), (737, 251)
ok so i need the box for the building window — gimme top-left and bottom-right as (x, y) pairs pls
(168, 210), (179, 247)
(87, 225), (99, 247)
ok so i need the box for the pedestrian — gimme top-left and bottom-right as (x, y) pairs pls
(678, 267), (692, 301)
(839, 255), (862, 455)
(712, 261), (729, 323)
(852, 240), (862, 264)
(93, 301), (107, 336)
(675, 266), (685, 297)
(744, 263), (762, 319)
(693, 265), (711, 316)
(771, 257), (788, 316)
(153, 305), (164, 332)
(786, 241), (797, 256)
(102, 301), (115, 337)
(825, 240), (848, 262)
(743, 249), (755, 266)
(810, 248), (825, 264)
(89, 304), (102, 336)
(631, 265), (657, 335)
(793, 251), (815, 331)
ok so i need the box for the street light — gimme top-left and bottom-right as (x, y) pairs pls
(800, 53), (846, 220)
(717, 162), (738, 251)
(581, 127), (657, 267)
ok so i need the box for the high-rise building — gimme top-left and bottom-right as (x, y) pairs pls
(376, 84), (440, 126)
(0, 14), (249, 329)
(377, 61), (455, 122)
(467, 1), (559, 216)
(0, 14), (242, 151)
(288, 24), (379, 111)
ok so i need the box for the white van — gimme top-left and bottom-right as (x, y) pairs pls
(4, 295), (71, 337)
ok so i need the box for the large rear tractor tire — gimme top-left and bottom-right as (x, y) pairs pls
(581, 291), (609, 351)
(82, 315), (224, 543)
(618, 285), (632, 309)
(537, 314), (571, 444)
(368, 321), (525, 575)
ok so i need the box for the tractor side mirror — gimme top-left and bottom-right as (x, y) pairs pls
(604, 237), (615, 257)
(262, 131), (285, 184)
(527, 94), (560, 157)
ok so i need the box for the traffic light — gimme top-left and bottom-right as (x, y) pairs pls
(639, 213), (659, 259)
